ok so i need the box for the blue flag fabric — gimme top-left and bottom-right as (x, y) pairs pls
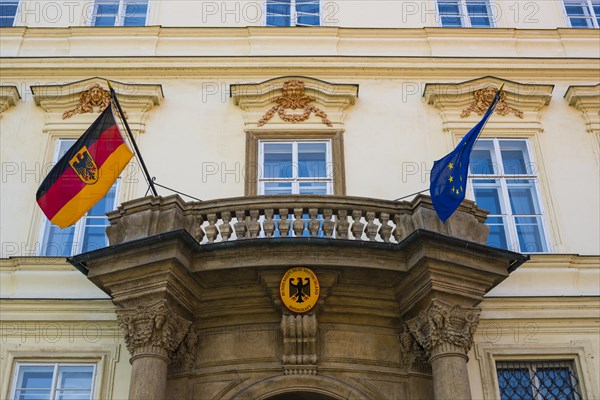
(430, 89), (501, 222)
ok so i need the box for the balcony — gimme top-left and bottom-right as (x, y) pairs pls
(69, 194), (527, 400)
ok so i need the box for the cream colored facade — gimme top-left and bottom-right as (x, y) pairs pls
(1, 1), (599, 399)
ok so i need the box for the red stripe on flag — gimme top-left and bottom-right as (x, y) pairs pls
(37, 125), (127, 220)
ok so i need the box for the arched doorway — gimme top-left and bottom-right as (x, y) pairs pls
(265, 392), (339, 400)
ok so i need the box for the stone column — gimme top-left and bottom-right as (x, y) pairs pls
(117, 300), (192, 400)
(407, 299), (481, 400)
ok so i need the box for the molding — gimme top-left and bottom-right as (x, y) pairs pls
(423, 76), (553, 135)
(0, 344), (121, 400)
(0, 86), (20, 113)
(474, 341), (599, 400)
(564, 84), (600, 158)
(231, 76), (358, 130)
(30, 77), (163, 134)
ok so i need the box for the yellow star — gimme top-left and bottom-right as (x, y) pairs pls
(460, 186), (464, 192)
(451, 186), (456, 193)
(449, 176), (454, 183)
(448, 163), (454, 170)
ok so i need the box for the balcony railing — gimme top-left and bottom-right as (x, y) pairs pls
(106, 194), (490, 247)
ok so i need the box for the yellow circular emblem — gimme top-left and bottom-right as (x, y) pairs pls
(280, 267), (320, 314)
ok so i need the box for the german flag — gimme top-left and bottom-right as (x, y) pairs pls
(36, 105), (133, 228)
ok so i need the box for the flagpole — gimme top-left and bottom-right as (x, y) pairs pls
(106, 80), (158, 197)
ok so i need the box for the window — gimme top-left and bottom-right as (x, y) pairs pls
(469, 138), (549, 253)
(496, 360), (582, 400)
(0, 0), (18, 27)
(92, 0), (148, 26)
(40, 139), (119, 257)
(266, 0), (320, 26)
(10, 363), (96, 400)
(259, 140), (332, 195)
(437, 0), (493, 27)
(563, 0), (600, 28)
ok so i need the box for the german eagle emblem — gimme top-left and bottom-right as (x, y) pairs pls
(69, 146), (98, 184)
(289, 277), (311, 303)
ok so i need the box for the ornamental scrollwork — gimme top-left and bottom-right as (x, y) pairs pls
(406, 299), (480, 358)
(461, 86), (523, 119)
(116, 300), (191, 356)
(62, 83), (127, 119)
(258, 80), (333, 127)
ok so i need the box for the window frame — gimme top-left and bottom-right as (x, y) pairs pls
(258, 139), (333, 195)
(436, 0), (494, 27)
(495, 359), (583, 400)
(0, 0), (19, 27)
(264, 0), (321, 27)
(563, 0), (600, 28)
(245, 130), (345, 196)
(38, 138), (122, 257)
(468, 138), (551, 253)
(9, 362), (97, 400)
(90, 0), (150, 27)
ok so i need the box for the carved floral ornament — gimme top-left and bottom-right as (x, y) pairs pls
(62, 83), (127, 119)
(258, 80), (333, 127)
(116, 300), (192, 357)
(462, 86), (523, 119)
(406, 299), (481, 358)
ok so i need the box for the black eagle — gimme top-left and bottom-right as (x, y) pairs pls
(72, 150), (97, 182)
(289, 277), (310, 303)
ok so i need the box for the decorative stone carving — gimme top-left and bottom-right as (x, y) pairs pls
(258, 80), (333, 127)
(169, 328), (199, 376)
(461, 86), (523, 118)
(406, 299), (480, 358)
(116, 300), (192, 359)
(281, 313), (318, 374)
(62, 83), (124, 119)
(399, 323), (428, 370)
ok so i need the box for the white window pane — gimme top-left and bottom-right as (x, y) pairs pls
(264, 182), (293, 195)
(298, 143), (327, 178)
(507, 185), (540, 215)
(123, 1), (148, 26)
(474, 186), (503, 214)
(16, 366), (54, 390)
(296, 0), (320, 26)
(42, 225), (75, 256)
(267, 0), (291, 26)
(264, 143), (293, 179)
(299, 182), (328, 195)
(500, 140), (530, 175)
(0, 0), (18, 27)
(485, 216), (509, 249)
(14, 390), (52, 400)
(58, 366), (94, 390)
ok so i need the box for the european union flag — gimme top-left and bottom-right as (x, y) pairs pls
(430, 87), (502, 222)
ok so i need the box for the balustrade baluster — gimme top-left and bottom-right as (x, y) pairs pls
(234, 210), (248, 239)
(392, 214), (404, 243)
(279, 209), (291, 237)
(219, 212), (233, 241)
(378, 212), (393, 243)
(205, 213), (219, 243)
(364, 211), (378, 241)
(292, 208), (305, 237)
(351, 210), (364, 240)
(264, 209), (276, 237)
(248, 210), (261, 238)
(322, 209), (335, 238)
(336, 209), (350, 239)
(308, 209), (320, 237)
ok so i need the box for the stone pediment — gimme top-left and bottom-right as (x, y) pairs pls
(30, 77), (163, 134)
(423, 76), (553, 134)
(565, 83), (600, 134)
(231, 76), (358, 130)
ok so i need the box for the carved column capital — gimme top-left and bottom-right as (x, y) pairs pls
(117, 300), (192, 362)
(406, 299), (480, 360)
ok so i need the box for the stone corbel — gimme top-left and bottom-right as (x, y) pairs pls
(231, 76), (358, 130)
(30, 77), (163, 134)
(116, 299), (192, 362)
(423, 76), (553, 135)
(0, 86), (20, 113)
(281, 314), (318, 375)
(565, 84), (600, 136)
(406, 299), (481, 361)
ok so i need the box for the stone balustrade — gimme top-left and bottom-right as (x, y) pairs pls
(106, 194), (490, 247)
